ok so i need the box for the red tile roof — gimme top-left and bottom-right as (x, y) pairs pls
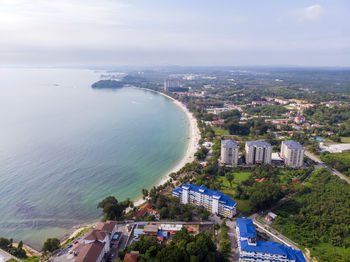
(95, 221), (117, 234)
(75, 242), (105, 262)
(84, 229), (107, 241)
(123, 252), (139, 262)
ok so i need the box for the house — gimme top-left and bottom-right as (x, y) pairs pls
(134, 203), (159, 219)
(143, 225), (158, 236)
(294, 115), (306, 124)
(76, 221), (119, 262)
(123, 251), (139, 262)
(265, 212), (278, 222)
(95, 221), (118, 237)
(75, 242), (106, 262)
(212, 119), (225, 127)
(236, 218), (306, 262)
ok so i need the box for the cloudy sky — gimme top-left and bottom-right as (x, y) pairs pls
(0, 0), (349, 67)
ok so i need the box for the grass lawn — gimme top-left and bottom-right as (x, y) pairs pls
(212, 127), (230, 136)
(341, 136), (350, 143)
(235, 199), (252, 216)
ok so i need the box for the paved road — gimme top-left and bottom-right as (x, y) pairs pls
(0, 248), (21, 262)
(209, 215), (238, 262)
(305, 150), (350, 184)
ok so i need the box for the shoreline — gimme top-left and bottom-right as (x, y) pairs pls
(58, 87), (200, 247)
(130, 87), (201, 207)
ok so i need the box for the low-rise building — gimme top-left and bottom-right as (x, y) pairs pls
(221, 140), (239, 166)
(236, 218), (306, 262)
(280, 140), (305, 168)
(172, 184), (237, 218)
(75, 242), (105, 262)
(245, 141), (272, 165)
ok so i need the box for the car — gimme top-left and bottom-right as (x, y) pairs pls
(57, 252), (62, 256)
(74, 240), (78, 244)
(67, 244), (73, 248)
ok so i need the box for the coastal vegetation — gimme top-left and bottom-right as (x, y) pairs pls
(272, 168), (350, 262)
(42, 238), (60, 253)
(0, 237), (27, 258)
(97, 196), (133, 221)
(119, 228), (220, 262)
(91, 79), (124, 89)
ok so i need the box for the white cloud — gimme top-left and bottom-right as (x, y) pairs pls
(292, 4), (325, 23)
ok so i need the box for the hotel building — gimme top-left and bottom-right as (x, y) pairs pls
(245, 140), (272, 165)
(236, 218), (306, 262)
(221, 139), (239, 166)
(280, 140), (305, 168)
(172, 184), (237, 218)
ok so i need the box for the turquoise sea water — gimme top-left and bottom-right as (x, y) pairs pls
(0, 68), (189, 249)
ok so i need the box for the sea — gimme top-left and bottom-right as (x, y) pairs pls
(0, 68), (189, 249)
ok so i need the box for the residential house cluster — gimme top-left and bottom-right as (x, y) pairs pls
(74, 221), (118, 262)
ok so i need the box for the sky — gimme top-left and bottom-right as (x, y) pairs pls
(0, 0), (349, 67)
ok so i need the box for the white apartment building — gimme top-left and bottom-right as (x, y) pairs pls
(236, 218), (306, 262)
(281, 140), (305, 168)
(245, 140), (272, 165)
(221, 140), (239, 166)
(164, 79), (180, 91)
(172, 184), (237, 218)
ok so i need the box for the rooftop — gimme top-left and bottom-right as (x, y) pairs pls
(237, 219), (306, 262)
(246, 140), (272, 148)
(174, 184), (237, 208)
(95, 221), (117, 234)
(75, 242), (105, 262)
(283, 140), (304, 150)
(84, 229), (108, 241)
(222, 139), (238, 148)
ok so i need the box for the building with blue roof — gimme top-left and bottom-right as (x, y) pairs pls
(172, 184), (237, 218)
(236, 218), (306, 262)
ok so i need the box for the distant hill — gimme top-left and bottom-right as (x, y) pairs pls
(91, 80), (124, 89)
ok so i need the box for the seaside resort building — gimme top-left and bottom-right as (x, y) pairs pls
(280, 140), (305, 168)
(172, 184), (237, 218)
(245, 140), (272, 165)
(221, 139), (239, 166)
(236, 218), (306, 262)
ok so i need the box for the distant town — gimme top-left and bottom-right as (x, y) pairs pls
(1, 67), (350, 262)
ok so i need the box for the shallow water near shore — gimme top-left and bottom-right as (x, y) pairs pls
(0, 68), (189, 249)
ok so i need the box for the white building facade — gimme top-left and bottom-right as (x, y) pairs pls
(245, 140), (272, 165)
(236, 218), (306, 262)
(173, 184), (237, 218)
(281, 140), (305, 168)
(221, 140), (239, 166)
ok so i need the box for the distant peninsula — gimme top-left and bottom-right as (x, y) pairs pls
(91, 80), (124, 89)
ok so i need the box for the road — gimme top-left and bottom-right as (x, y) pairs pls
(305, 150), (350, 184)
(209, 215), (238, 262)
(0, 248), (22, 262)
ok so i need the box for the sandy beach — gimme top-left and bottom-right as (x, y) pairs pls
(132, 88), (201, 207)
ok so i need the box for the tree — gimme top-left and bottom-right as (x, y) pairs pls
(225, 173), (234, 188)
(142, 189), (149, 200)
(97, 196), (132, 220)
(42, 238), (60, 253)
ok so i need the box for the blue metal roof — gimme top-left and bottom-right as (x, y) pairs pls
(172, 184), (237, 208)
(237, 219), (306, 262)
(222, 139), (238, 148)
(236, 218), (257, 238)
(283, 140), (304, 150)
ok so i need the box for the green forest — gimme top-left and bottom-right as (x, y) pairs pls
(273, 168), (350, 262)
